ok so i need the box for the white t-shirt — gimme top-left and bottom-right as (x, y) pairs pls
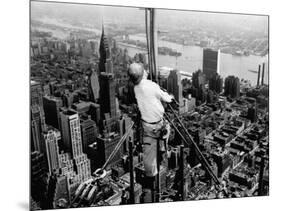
(134, 79), (173, 123)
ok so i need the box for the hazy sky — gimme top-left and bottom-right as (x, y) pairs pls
(31, 1), (268, 34)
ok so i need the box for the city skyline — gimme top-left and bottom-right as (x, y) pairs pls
(31, 1), (269, 86)
(30, 1), (269, 210)
(31, 1), (268, 33)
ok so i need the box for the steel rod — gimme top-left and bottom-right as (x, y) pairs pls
(129, 139), (135, 203)
(101, 123), (134, 170)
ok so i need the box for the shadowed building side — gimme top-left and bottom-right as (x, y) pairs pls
(203, 48), (220, 81)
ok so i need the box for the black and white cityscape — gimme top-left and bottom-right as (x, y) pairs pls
(30, 1), (269, 210)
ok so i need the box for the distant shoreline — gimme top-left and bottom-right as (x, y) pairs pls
(31, 20), (268, 59)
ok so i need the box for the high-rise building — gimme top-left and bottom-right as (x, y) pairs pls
(247, 103), (257, 123)
(119, 114), (134, 153)
(206, 90), (216, 104)
(191, 69), (207, 105)
(58, 152), (75, 177)
(87, 68), (100, 102)
(102, 113), (120, 135)
(31, 151), (48, 179)
(192, 69), (206, 89)
(224, 75), (240, 99)
(99, 72), (117, 119)
(31, 118), (41, 152)
(80, 115), (98, 153)
(89, 103), (101, 125)
(31, 151), (48, 205)
(211, 152), (232, 177)
(31, 80), (44, 107)
(188, 127), (206, 146)
(167, 70), (183, 105)
(184, 95), (196, 112)
(72, 101), (92, 115)
(43, 96), (63, 130)
(45, 130), (61, 174)
(97, 133), (122, 169)
(202, 48), (220, 81)
(80, 41), (92, 58)
(159, 75), (168, 90)
(72, 101), (101, 125)
(31, 80), (47, 132)
(209, 73), (223, 94)
(31, 105), (46, 153)
(43, 84), (51, 96)
(98, 25), (117, 120)
(98, 25), (112, 74)
(52, 175), (69, 209)
(59, 109), (91, 183)
(168, 147), (180, 169)
(123, 48), (131, 65)
(62, 91), (78, 108)
(60, 109), (83, 158)
(197, 84), (207, 105)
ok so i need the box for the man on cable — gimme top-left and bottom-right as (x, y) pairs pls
(128, 62), (173, 202)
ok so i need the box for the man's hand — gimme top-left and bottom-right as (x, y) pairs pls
(169, 94), (175, 102)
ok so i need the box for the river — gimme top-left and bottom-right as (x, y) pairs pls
(119, 34), (269, 86)
(31, 20), (268, 86)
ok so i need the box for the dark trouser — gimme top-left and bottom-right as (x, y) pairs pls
(142, 120), (167, 202)
(142, 121), (163, 177)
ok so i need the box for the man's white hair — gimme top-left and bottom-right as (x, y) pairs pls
(129, 62), (143, 73)
(128, 62), (144, 84)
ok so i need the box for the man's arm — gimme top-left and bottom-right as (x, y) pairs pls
(155, 84), (173, 103)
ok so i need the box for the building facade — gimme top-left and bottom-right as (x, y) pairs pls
(45, 130), (61, 174)
(202, 49), (220, 81)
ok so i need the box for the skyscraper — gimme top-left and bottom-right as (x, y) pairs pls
(98, 25), (112, 74)
(97, 133), (122, 169)
(45, 130), (61, 174)
(184, 95), (196, 112)
(43, 96), (63, 130)
(31, 151), (48, 205)
(31, 80), (47, 137)
(209, 73), (223, 94)
(59, 109), (91, 183)
(31, 105), (46, 153)
(224, 76), (240, 99)
(87, 68), (100, 102)
(99, 72), (117, 119)
(89, 103), (101, 125)
(167, 69), (183, 105)
(247, 103), (257, 123)
(202, 48), (220, 81)
(31, 81), (44, 108)
(192, 69), (206, 89)
(72, 101), (100, 122)
(190, 69), (207, 105)
(80, 115), (98, 153)
(119, 114), (134, 153)
(60, 109), (83, 158)
(98, 25), (117, 120)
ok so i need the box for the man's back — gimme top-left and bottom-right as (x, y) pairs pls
(134, 79), (172, 123)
